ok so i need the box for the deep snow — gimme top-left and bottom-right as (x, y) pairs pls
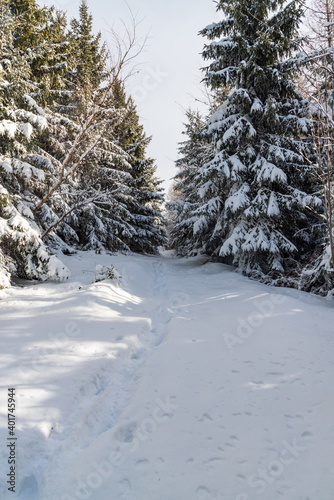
(0, 251), (334, 500)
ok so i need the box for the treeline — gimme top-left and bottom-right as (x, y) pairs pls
(168, 0), (334, 295)
(2, 0), (334, 297)
(0, 0), (166, 287)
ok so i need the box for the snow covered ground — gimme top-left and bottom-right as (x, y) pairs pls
(0, 251), (334, 500)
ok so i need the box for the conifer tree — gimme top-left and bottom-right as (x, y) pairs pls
(68, 0), (107, 113)
(111, 78), (166, 253)
(0, 12), (69, 283)
(49, 3), (138, 252)
(31, 2), (165, 254)
(181, 0), (322, 276)
(168, 109), (213, 256)
(0, 0), (166, 286)
(7, 0), (70, 107)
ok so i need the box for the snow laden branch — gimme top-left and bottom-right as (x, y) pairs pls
(241, 0), (334, 276)
(41, 187), (120, 239)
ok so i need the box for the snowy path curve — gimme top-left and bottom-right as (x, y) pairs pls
(0, 252), (334, 500)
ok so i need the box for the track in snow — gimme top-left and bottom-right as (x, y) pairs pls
(0, 252), (333, 500)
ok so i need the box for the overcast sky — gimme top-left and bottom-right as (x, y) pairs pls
(40, 0), (220, 192)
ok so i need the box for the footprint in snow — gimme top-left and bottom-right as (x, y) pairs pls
(196, 485), (212, 499)
(18, 475), (39, 499)
(199, 413), (213, 422)
(114, 422), (137, 444)
(119, 478), (133, 500)
(135, 458), (149, 470)
(301, 431), (313, 439)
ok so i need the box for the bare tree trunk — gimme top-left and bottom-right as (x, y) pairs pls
(324, 0), (334, 266)
(298, 0), (334, 268)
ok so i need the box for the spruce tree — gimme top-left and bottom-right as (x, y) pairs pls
(52, 4), (136, 252)
(8, 0), (70, 107)
(0, 12), (69, 283)
(168, 109), (214, 256)
(0, 0), (166, 282)
(68, 0), (107, 113)
(111, 79), (166, 254)
(9, 0), (46, 48)
(185, 0), (322, 276)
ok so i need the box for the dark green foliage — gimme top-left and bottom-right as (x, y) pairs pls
(68, 0), (107, 113)
(171, 0), (321, 275)
(110, 78), (166, 253)
(0, 0), (166, 287)
(168, 109), (213, 256)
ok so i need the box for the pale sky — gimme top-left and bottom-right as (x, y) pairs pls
(41, 0), (220, 193)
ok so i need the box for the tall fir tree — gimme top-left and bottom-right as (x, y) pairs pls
(68, 0), (107, 113)
(175, 0), (322, 277)
(168, 109), (214, 256)
(110, 78), (166, 254)
(0, 0), (166, 287)
(7, 0), (70, 107)
(0, 8), (69, 283)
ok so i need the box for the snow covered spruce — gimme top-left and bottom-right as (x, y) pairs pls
(0, 0), (166, 287)
(168, 0), (334, 294)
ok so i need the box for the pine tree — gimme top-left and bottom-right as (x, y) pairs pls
(68, 0), (107, 113)
(9, 0), (45, 48)
(0, 13), (69, 283)
(7, 0), (70, 107)
(46, 4), (137, 252)
(183, 0), (322, 276)
(168, 109), (214, 256)
(128, 153), (166, 254)
(111, 78), (166, 254)
(0, 2), (79, 252)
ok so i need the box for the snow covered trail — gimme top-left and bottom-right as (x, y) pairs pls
(0, 252), (334, 500)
